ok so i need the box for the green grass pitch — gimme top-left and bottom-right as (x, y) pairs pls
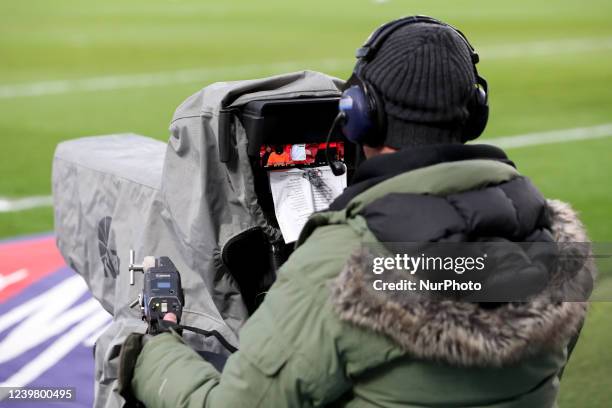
(0, 0), (610, 405)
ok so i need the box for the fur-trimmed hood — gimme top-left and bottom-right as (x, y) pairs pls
(330, 199), (596, 367)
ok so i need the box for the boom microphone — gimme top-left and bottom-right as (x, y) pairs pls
(326, 113), (347, 176)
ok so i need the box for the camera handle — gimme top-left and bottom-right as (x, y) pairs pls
(127, 249), (155, 310)
(128, 249), (158, 283)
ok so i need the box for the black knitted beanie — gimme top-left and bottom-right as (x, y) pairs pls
(360, 22), (477, 148)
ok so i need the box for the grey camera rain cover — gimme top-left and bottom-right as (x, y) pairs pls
(52, 70), (343, 407)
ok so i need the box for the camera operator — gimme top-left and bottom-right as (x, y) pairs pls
(118, 16), (593, 408)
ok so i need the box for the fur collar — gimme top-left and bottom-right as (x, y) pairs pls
(330, 199), (595, 367)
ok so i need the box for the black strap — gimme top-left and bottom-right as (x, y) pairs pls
(178, 324), (239, 354)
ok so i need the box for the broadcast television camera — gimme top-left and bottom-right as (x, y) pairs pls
(52, 71), (349, 405)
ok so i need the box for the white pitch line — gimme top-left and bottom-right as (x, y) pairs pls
(1, 36), (612, 99)
(488, 123), (612, 149)
(0, 195), (53, 212)
(0, 59), (347, 100)
(2, 122), (611, 214)
(482, 37), (612, 59)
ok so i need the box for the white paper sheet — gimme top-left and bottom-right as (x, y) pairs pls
(268, 166), (347, 243)
(290, 144), (307, 161)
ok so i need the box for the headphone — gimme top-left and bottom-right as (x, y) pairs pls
(338, 15), (489, 147)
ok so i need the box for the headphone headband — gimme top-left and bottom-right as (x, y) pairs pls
(356, 15), (479, 68)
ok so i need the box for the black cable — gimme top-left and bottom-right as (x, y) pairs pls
(177, 324), (238, 354)
(325, 113), (347, 176)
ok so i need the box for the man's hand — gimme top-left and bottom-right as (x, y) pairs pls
(157, 312), (180, 334)
(162, 312), (177, 323)
(118, 332), (147, 407)
(118, 313), (178, 406)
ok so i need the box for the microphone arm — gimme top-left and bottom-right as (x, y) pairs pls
(325, 113), (347, 177)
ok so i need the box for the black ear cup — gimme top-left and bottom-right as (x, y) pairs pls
(339, 75), (385, 146)
(462, 77), (489, 142)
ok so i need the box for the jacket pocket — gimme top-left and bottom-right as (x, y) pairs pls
(239, 307), (292, 376)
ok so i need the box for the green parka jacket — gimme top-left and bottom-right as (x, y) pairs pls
(131, 149), (593, 408)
